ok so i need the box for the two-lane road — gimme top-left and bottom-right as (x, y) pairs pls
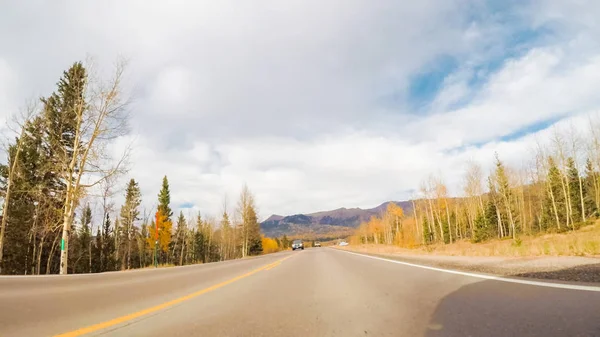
(1, 248), (599, 336)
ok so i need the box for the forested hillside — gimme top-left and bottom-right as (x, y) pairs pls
(0, 62), (267, 275)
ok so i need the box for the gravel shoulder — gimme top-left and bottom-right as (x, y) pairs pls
(335, 245), (600, 284)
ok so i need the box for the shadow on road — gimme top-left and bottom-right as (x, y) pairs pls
(511, 263), (600, 283)
(425, 265), (600, 337)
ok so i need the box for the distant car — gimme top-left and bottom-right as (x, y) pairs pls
(339, 241), (348, 246)
(314, 241), (321, 247)
(292, 239), (304, 250)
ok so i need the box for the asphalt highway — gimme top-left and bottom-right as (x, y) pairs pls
(1, 248), (599, 336)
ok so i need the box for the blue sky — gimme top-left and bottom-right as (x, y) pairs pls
(1, 1), (600, 220)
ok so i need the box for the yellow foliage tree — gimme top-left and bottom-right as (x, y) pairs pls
(261, 236), (280, 254)
(147, 210), (172, 254)
(367, 216), (383, 244)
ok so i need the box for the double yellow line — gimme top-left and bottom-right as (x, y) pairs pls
(55, 254), (295, 337)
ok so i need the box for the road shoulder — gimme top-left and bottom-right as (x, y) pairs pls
(333, 246), (600, 284)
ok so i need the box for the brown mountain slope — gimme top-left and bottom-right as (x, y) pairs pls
(261, 201), (412, 238)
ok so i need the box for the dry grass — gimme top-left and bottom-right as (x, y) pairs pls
(345, 222), (600, 257)
(139, 263), (176, 269)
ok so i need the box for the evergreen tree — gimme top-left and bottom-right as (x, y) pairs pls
(173, 211), (187, 265)
(157, 176), (173, 221)
(193, 214), (206, 263)
(542, 157), (565, 231)
(120, 179), (141, 270)
(139, 222), (149, 268)
(246, 206), (262, 255)
(92, 227), (102, 273)
(41, 62), (86, 160)
(422, 216), (432, 244)
(41, 63), (88, 275)
(584, 158), (598, 218)
(193, 229), (204, 263)
(473, 205), (495, 243)
(0, 117), (61, 274)
(566, 157), (583, 224)
(75, 204), (92, 273)
(441, 218), (450, 244)
(101, 214), (116, 272)
(281, 235), (290, 249)
(494, 155), (518, 238)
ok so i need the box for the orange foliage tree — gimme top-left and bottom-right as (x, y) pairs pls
(147, 210), (173, 263)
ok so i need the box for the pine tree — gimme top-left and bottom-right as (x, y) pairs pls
(566, 157), (583, 224)
(76, 204), (92, 273)
(542, 157), (565, 231)
(246, 206), (262, 255)
(0, 140), (35, 274)
(473, 205), (496, 243)
(139, 222), (149, 268)
(0, 116), (62, 274)
(173, 211), (187, 265)
(422, 216), (432, 244)
(494, 155), (518, 238)
(584, 159), (598, 218)
(157, 176), (173, 221)
(193, 214), (206, 263)
(281, 235), (290, 249)
(102, 214), (115, 272)
(92, 227), (102, 273)
(193, 228), (204, 263)
(41, 62), (85, 159)
(42, 63), (88, 275)
(120, 179), (141, 270)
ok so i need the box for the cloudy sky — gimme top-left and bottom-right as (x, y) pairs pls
(1, 1), (600, 220)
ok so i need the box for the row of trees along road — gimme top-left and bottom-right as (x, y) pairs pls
(355, 123), (600, 247)
(0, 61), (264, 275)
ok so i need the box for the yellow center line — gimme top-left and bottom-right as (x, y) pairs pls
(264, 261), (282, 271)
(54, 254), (295, 337)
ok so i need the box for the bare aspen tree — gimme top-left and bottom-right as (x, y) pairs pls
(420, 180), (438, 242)
(432, 176), (450, 243)
(487, 174), (504, 238)
(551, 128), (573, 228)
(237, 185), (259, 258)
(515, 169), (527, 232)
(411, 197), (422, 244)
(56, 61), (130, 274)
(463, 161), (484, 238)
(431, 176), (453, 244)
(493, 155), (516, 238)
(587, 116), (600, 209)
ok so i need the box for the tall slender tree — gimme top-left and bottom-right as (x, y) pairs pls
(120, 179), (141, 270)
(158, 176), (173, 221)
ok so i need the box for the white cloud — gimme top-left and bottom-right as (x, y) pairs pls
(2, 1), (600, 221)
(0, 59), (17, 130)
(405, 48), (600, 150)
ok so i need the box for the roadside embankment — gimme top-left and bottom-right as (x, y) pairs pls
(335, 243), (600, 283)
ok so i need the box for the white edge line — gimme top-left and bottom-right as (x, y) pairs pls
(333, 248), (600, 292)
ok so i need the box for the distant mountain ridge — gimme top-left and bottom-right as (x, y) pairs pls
(261, 201), (412, 238)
